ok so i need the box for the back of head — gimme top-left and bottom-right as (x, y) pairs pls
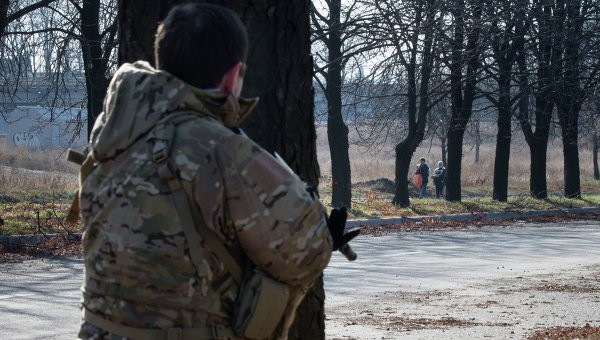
(154, 3), (248, 89)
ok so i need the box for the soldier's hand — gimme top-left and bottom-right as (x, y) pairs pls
(327, 207), (360, 251)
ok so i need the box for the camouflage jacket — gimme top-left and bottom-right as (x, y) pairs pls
(79, 61), (332, 334)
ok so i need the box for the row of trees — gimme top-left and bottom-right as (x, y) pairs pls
(313, 0), (600, 207)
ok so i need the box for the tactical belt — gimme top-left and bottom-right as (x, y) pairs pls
(84, 309), (236, 340)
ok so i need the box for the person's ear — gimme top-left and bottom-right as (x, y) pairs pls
(219, 62), (244, 95)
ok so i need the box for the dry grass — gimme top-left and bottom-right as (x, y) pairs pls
(316, 125), (599, 195)
(0, 144), (78, 194)
(0, 125), (599, 235)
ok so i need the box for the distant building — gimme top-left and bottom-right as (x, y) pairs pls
(0, 56), (88, 150)
(0, 106), (87, 149)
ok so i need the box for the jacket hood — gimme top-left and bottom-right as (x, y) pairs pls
(89, 61), (258, 161)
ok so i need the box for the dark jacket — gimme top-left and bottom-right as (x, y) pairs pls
(433, 166), (446, 186)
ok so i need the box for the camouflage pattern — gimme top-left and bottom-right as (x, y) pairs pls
(78, 61), (332, 339)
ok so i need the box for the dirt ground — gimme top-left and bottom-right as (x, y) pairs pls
(326, 263), (600, 339)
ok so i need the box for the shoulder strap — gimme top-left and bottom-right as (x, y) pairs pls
(147, 113), (244, 284)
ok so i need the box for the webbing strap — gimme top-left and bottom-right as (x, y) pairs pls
(148, 115), (243, 284)
(65, 149), (97, 224)
(84, 309), (234, 340)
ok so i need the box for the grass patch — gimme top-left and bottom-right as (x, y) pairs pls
(0, 191), (79, 236)
(335, 190), (600, 219)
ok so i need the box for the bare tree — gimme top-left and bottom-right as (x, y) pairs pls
(484, 0), (526, 202)
(553, 0), (600, 198)
(443, 0), (484, 202)
(0, 0), (56, 37)
(76, 0), (117, 135)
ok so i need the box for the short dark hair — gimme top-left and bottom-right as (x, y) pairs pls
(154, 3), (248, 89)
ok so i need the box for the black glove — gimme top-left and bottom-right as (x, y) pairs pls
(327, 207), (360, 251)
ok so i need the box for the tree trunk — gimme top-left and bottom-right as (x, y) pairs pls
(528, 138), (549, 198)
(515, 10), (553, 200)
(520, 93), (553, 199)
(474, 119), (480, 163)
(118, 1), (325, 338)
(392, 141), (414, 207)
(445, 124), (466, 201)
(326, 0), (351, 209)
(81, 0), (111, 136)
(557, 104), (581, 198)
(555, 0), (583, 199)
(492, 71), (512, 202)
(593, 134), (599, 180)
(441, 136), (447, 166)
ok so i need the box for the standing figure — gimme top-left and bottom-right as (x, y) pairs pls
(432, 161), (446, 199)
(415, 157), (429, 198)
(76, 4), (358, 339)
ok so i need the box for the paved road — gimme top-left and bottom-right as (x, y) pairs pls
(324, 220), (600, 339)
(0, 220), (599, 339)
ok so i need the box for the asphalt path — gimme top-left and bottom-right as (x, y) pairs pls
(0, 220), (599, 339)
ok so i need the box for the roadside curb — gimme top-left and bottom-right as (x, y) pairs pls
(346, 206), (600, 228)
(0, 233), (80, 250)
(2, 207), (599, 248)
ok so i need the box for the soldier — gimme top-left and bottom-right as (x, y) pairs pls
(77, 3), (357, 339)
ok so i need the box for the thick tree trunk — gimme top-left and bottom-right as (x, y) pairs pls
(392, 142), (414, 207)
(445, 124), (466, 201)
(492, 72), (512, 202)
(555, 0), (583, 199)
(528, 138), (549, 199)
(326, 0), (351, 208)
(328, 110), (351, 208)
(118, 1), (325, 338)
(235, 2), (324, 337)
(522, 94), (553, 199)
(558, 105), (581, 198)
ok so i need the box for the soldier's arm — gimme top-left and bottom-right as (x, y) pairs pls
(214, 134), (333, 287)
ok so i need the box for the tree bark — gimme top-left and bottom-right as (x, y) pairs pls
(445, 122), (466, 201)
(326, 0), (352, 209)
(558, 103), (581, 198)
(392, 141), (414, 206)
(492, 69), (512, 202)
(528, 137), (549, 198)
(118, 1), (325, 338)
